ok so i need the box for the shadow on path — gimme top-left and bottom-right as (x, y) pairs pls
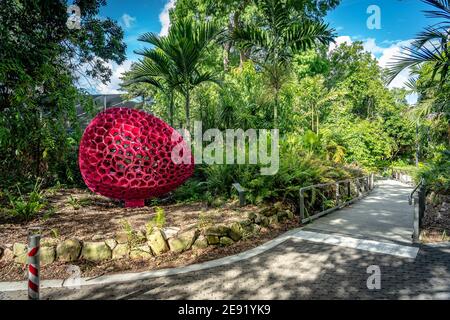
(29, 240), (450, 300)
(305, 180), (414, 244)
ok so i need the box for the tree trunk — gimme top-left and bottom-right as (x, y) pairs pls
(415, 122), (420, 167)
(223, 42), (231, 72)
(223, 15), (233, 72)
(274, 89), (279, 128)
(316, 111), (320, 135)
(35, 108), (42, 178)
(185, 89), (191, 132)
(239, 50), (248, 69)
(233, 1), (250, 70)
(169, 91), (174, 127)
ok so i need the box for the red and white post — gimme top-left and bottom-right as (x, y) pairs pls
(27, 234), (41, 300)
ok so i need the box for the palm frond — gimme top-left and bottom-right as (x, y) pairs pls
(191, 70), (221, 87)
(422, 0), (450, 20)
(386, 44), (448, 84)
(412, 26), (449, 49)
(285, 20), (335, 52)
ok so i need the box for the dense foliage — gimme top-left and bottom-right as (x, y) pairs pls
(123, 0), (432, 205)
(0, 0), (126, 190)
(386, 0), (450, 193)
(1, 0), (448, 220)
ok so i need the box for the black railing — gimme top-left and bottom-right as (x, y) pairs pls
(389, 168), (415, 186)
(410, 178), (426, 243)
(299, 174), (375, 224)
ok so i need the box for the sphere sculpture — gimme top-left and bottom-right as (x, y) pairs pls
(79, 107), (194, 207)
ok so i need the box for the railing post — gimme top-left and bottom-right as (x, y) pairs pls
(370, 173), (374, 190)
(232, 183), (246, 207)
(413, 196), (420, 243)
(335, 183), (340, 205)
(347, 181), (351, 199)
(299, 189), (305, 222)
(356, 179), (362, 197)
(418, 182), (426, 228)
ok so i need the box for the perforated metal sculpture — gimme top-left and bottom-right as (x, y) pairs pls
(79, 107), (194, 207)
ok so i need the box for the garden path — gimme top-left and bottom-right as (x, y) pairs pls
(3, 180), (450, 300)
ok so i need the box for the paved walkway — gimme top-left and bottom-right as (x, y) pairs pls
(2, 179), (450, 300)
(2, 239), (449, 300)
(305, 179), (415, 244)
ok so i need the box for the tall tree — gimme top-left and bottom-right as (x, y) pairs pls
(233, 0), (335, 127)
(134, 18), (223, 131)
(387, 0), (450, 147)
(0, 0), (126, 185)
(172, 0), (340, 71)
(387, 0), (450, 85)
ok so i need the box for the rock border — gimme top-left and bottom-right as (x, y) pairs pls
(0, 202), (296, 266)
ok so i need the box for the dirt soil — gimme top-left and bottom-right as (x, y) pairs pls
(0, 223), (298, 282)
(0, 188), (299, 281)
(0, 188), (260, 245)
(421, 194), (450, 243)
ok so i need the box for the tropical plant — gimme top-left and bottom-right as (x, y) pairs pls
(132, 17), (224, 131)
(7, 179), (46, 221)
(146, 207), (167, 232)
(233, 0), (335, 127)
(387, 0), (450, 85)
(124, 58), (179, 126)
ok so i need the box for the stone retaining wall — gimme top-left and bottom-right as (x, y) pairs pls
(0, 203), (295, 265)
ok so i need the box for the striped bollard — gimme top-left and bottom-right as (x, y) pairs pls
(28, 234), (41, 300)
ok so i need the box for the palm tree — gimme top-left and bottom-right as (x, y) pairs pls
(233, 0), (335, 127)
(387, 0), (450, 85)
(126, 53), (178, 126)
(134, 18), (223, 131)
(387, 0), (450, 149)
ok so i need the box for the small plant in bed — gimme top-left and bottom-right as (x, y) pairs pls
(146, 207), (166, 233)
(6, 179), (47, 221)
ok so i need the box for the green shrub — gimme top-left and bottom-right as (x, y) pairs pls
(146, 207), (166, 233)
(68, 196), (81, 210)
(419, 150), (450, 194)
(172, 178), (208, 202)
(7, 180), (46, 221)
(120, 219), (146, 247)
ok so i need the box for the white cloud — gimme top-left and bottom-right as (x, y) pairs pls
(362, 38), (384, 56)
(376, 39), (413, 90)
(96, 60), (133, 94)
(331, 35), (414, 90)
(121, 14), (136, 29)
(328, 35), (352, 52)
(159, 0), (176, 36)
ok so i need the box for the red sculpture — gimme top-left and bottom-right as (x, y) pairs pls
(79, 107), (194, 207)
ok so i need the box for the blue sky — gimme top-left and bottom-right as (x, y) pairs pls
(96, 0), (431, 99)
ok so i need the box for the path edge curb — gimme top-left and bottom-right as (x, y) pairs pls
(0, 228), (303, 292)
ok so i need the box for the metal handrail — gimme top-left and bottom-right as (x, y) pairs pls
(408, 178), (424, 205)
(299, 174), (375, 224)
(299, 176), (369, 193)
(409, 178), (426, 243)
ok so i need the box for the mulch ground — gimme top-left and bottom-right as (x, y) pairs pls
(0, 188), (261, 245)
(421, 194), (450, 243)
(0, 222), (298, 281)
(0, 188), (299, 281)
